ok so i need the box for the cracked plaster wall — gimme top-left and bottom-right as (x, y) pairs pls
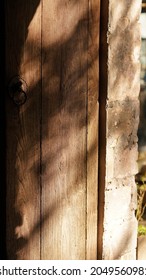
(102, 0), (142, 260)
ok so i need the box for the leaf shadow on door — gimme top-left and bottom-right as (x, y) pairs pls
(5, 0), (99, 259)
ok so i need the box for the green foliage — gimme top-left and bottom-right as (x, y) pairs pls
(138, 224), (146, 236)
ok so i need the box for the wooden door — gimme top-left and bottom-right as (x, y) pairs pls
(5, 0), (100, 260)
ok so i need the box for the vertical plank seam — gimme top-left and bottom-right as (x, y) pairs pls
(97, 0), (101, 261)
(40, 0), (43, 260)
(86, 0), (90, 260)
(97, 0), (109, 260)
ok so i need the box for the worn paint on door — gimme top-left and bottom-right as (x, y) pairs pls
(5, 0), (100, 260)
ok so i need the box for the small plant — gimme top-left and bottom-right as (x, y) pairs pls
(138, 224), (146, 236)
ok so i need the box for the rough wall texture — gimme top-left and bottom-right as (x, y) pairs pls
(102, 0), (142, 260)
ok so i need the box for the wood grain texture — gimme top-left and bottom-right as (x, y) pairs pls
(5, 0), (41, 259)
(41, 0), (88, 260)
(86, 0), (100, 260)
(5, 0), (100, 260)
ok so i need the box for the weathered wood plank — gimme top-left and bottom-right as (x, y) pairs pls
(41, 0), (88, 259)
(5, 0), (41, 259)
(5, 0), (100, 260)
(87, 0), (100, 260)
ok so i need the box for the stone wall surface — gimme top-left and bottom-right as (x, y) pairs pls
(102, 0), (142, 260)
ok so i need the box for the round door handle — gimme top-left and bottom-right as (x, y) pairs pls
(12, 88), (27, 106)
(8, 76), (28, 106)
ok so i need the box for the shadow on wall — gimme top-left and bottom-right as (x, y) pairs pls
(4, 0), (98, 259)
(5, 0), (41, 260)
(3, 0), (141, 261)
(100, 1), (141, 260)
